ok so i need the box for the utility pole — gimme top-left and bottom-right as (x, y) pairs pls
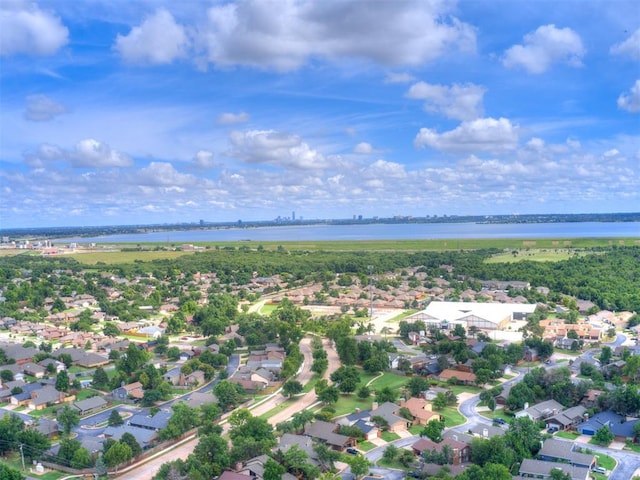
(20, 443), (25, 470)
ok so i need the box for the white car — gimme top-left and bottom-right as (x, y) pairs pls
(593, 466), (606, 474)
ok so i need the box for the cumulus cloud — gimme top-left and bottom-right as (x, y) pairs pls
(610, 28), (640, 61)
(617, 80), (640, 113)
(354, 142), (375, 154)
(24, 94), (66, 121)
(193, 150), (217, 169)
(198, 0), (476, 71)
(229, 129), (328, 169)
(216, 111), (250, 125)
(406, 81), (485, 120)
(363, 159), (407, 178)
(137, 162), (198, 186)
(414, 117), (519, 153)
(114, 9), (188, 64)
(0, 1), (68, 57)
(71, 139), (133, 167)
(384, 72), (416, 84)
(503, 24), (585, 74)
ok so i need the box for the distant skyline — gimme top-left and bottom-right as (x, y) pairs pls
(1, 1), (639, 228)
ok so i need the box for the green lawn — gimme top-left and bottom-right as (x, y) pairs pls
(368, 372), (408, 391)
(75, 388), (100, 401)
(438, 407), (466, 427)
(326, 394), (373, 417)
(409, 425), (423, 435)
(595, 453), (616, 471)
(450, 385), (482, 395)
(257, 397), (297, 420)
(555, 431), (580, 440)
(1, 452), (65, 480)
(381, 431), (400, 442)
(358, 441), (376, 452)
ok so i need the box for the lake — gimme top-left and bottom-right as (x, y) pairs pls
(57, 221), (640, 244)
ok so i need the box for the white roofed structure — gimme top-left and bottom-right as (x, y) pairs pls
(407, 301), (536, 330)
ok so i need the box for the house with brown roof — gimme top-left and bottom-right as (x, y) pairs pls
(112, 381), (144, 401)
(399, 397), (443, 426)
(438, 369), (477, 385)
(412, 436), (471, 465)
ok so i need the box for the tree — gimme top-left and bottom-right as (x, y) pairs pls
(375, 386), (397, 403)
(92, 366), (109, 389)
(383, 444), (400, 462)
(0, 464), (25, 480)
(600, 346), (613, 365)
(263, 458), (286, 480)
(318, 386), (339, 404)
(55, 370), (70, 392)
(71, 447), (93, 468)
(433, 392), (448, 410)
(421, 419), (445, 443)
(357, 385), (371, 399)
(457, 463), (511, 480)
(108, 409), (124, 426)
(120, 432), (142, 458)
(593, 426), (614, 446)
(103, 322), (120, 337)
(505, 417), (542, 461)
(57, 405), (80, 435)
(330, 365), (360, 394)
(192, 434), (230, 476)
(17, 428), (51, 462)
(407, 377), (430, 397)
(282, 380), (303, 398)
(166, 346), (181, 360)
(58, 438), (83, 466)
(117, 343), (149, 375)
(213, 380), (244, 411)
(103, 441), (133, 468)
(549, 469), (572, 480)
(349, 454), (371, 479)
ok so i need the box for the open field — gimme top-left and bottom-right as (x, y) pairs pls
(67, 250), (194, 264)
(485, 248), (594, 263)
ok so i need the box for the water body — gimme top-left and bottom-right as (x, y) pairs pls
(57, 221), (640, 244)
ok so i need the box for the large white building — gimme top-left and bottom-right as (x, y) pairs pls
(406, 301), (537, 331)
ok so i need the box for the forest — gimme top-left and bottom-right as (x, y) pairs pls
(1, 245), (638, 314)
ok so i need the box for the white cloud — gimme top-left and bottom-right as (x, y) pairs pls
(414, 117), (519, 153)
(114, 9), (188, 64)
(610, 28), (640, 61)
(216, 112), (250, 125)
(354, 142), (375, 154)
(384, 72), (415, 84)
(503, 24), (585, 74)
(229, 129), (328, 169)
(0, 1), (68, 57)
(193, 150), (216, 169)
(71, 139), (132, 167)
(363, 159), (406, 178)
(406, 81), (485, 120)
(136, 162), (198, 186)
(198, 0), (476, 71)
(617, 80), (640, 113)
(24, 94), (66, 121)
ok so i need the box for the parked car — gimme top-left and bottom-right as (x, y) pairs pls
(493, 417), (507, 425)
(593, 466), (606, 474)
(547, 426), (559, 433)
(346, 447), (359, 455)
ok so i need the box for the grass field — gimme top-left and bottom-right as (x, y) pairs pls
(67, 250), (194, 264)
(439, 406), (467, 427)
(555, 431), (580, 440)
(485, 248), (592, 263)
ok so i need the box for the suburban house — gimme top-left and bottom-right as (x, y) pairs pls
(162, 367), (182, 386)
(519, 458), (590, 480)
(72, 396), (108, 416)
(138, 325), (164, 339)
(335, 410), (380, 440)
(104, 425), (158, 449)
(546, 405), (587, 431)
(515, 399), (563, 422)
(438, 369), (477, 386)
(577, 410), (639, 440)
(112, 381), (144, 401)
(538, 438), (596, 469)
(411, 436), (471, 465)
(29, 385), (72, 410)
(304, 420), (357, 452)
(128, 410), (172, 431)
(21, 362), (46, 378)
(370, 402), (411, 433)
(38, 358), (66, 374)
(399, 397), (443, 426)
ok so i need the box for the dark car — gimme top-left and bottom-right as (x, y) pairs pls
(346, 447), (359, 455)
(493, 417), (507, 425)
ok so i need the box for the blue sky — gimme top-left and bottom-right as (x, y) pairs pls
(1, 0), (639, 228)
